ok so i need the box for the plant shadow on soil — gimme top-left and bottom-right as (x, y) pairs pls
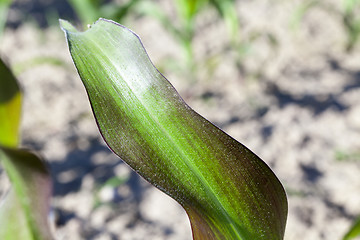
(267, 59), (360, 115)
(23, 134), (154, 234)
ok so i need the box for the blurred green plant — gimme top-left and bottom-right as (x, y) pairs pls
(12, 56), (68, 76)
(0, 148), (53, 240)
(342, 0), (360, 51)
(0, 0), (12, 38)
(335, 149), (360, 162)
(137, 0), (240, 78)
(136, 0), (205, 74)
(0, 58), (53, 240)
(291, 0), (360, 51)
(93, 175), (129, 209)
(344, 216), (360, 240)
(67, 0), (141, 27)
(290, 0), (319, 30)
(337, 148), (360, 239)
(61, 18), (288, 240)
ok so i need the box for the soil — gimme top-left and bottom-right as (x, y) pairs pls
(1, 0), (360, 240)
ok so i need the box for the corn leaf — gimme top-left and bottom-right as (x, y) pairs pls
(61, 18), (288, 240)
(0, 58), (21, 147)
(0, 147), (53, 240)
(0, 58), (52, 240)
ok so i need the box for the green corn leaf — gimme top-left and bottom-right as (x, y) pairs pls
(0, 58), (52, 239)
(60, 18), (288, 240)
(0, 58), (21, 147)
(0, 147), (53, 240)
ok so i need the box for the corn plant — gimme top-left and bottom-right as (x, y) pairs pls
(137, 0), (239, 78)
(342, 0), (360, 51)
(208, 0), (239, 44)
(0, 0), (12, 38)
(290, 0), (319, 30)
(0, 58), (53, 240)
(67, 0), (141, 27)
(60, 18), (288, 239)
(291, 0), (360, 52)
(136, 0), (205, 74)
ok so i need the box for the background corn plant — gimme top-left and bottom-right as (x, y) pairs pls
(0, 57), (53, 240)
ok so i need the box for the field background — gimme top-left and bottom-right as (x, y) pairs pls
(1, 0), (360, 239)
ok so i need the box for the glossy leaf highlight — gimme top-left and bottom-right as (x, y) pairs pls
(61, 18), (288, 240)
